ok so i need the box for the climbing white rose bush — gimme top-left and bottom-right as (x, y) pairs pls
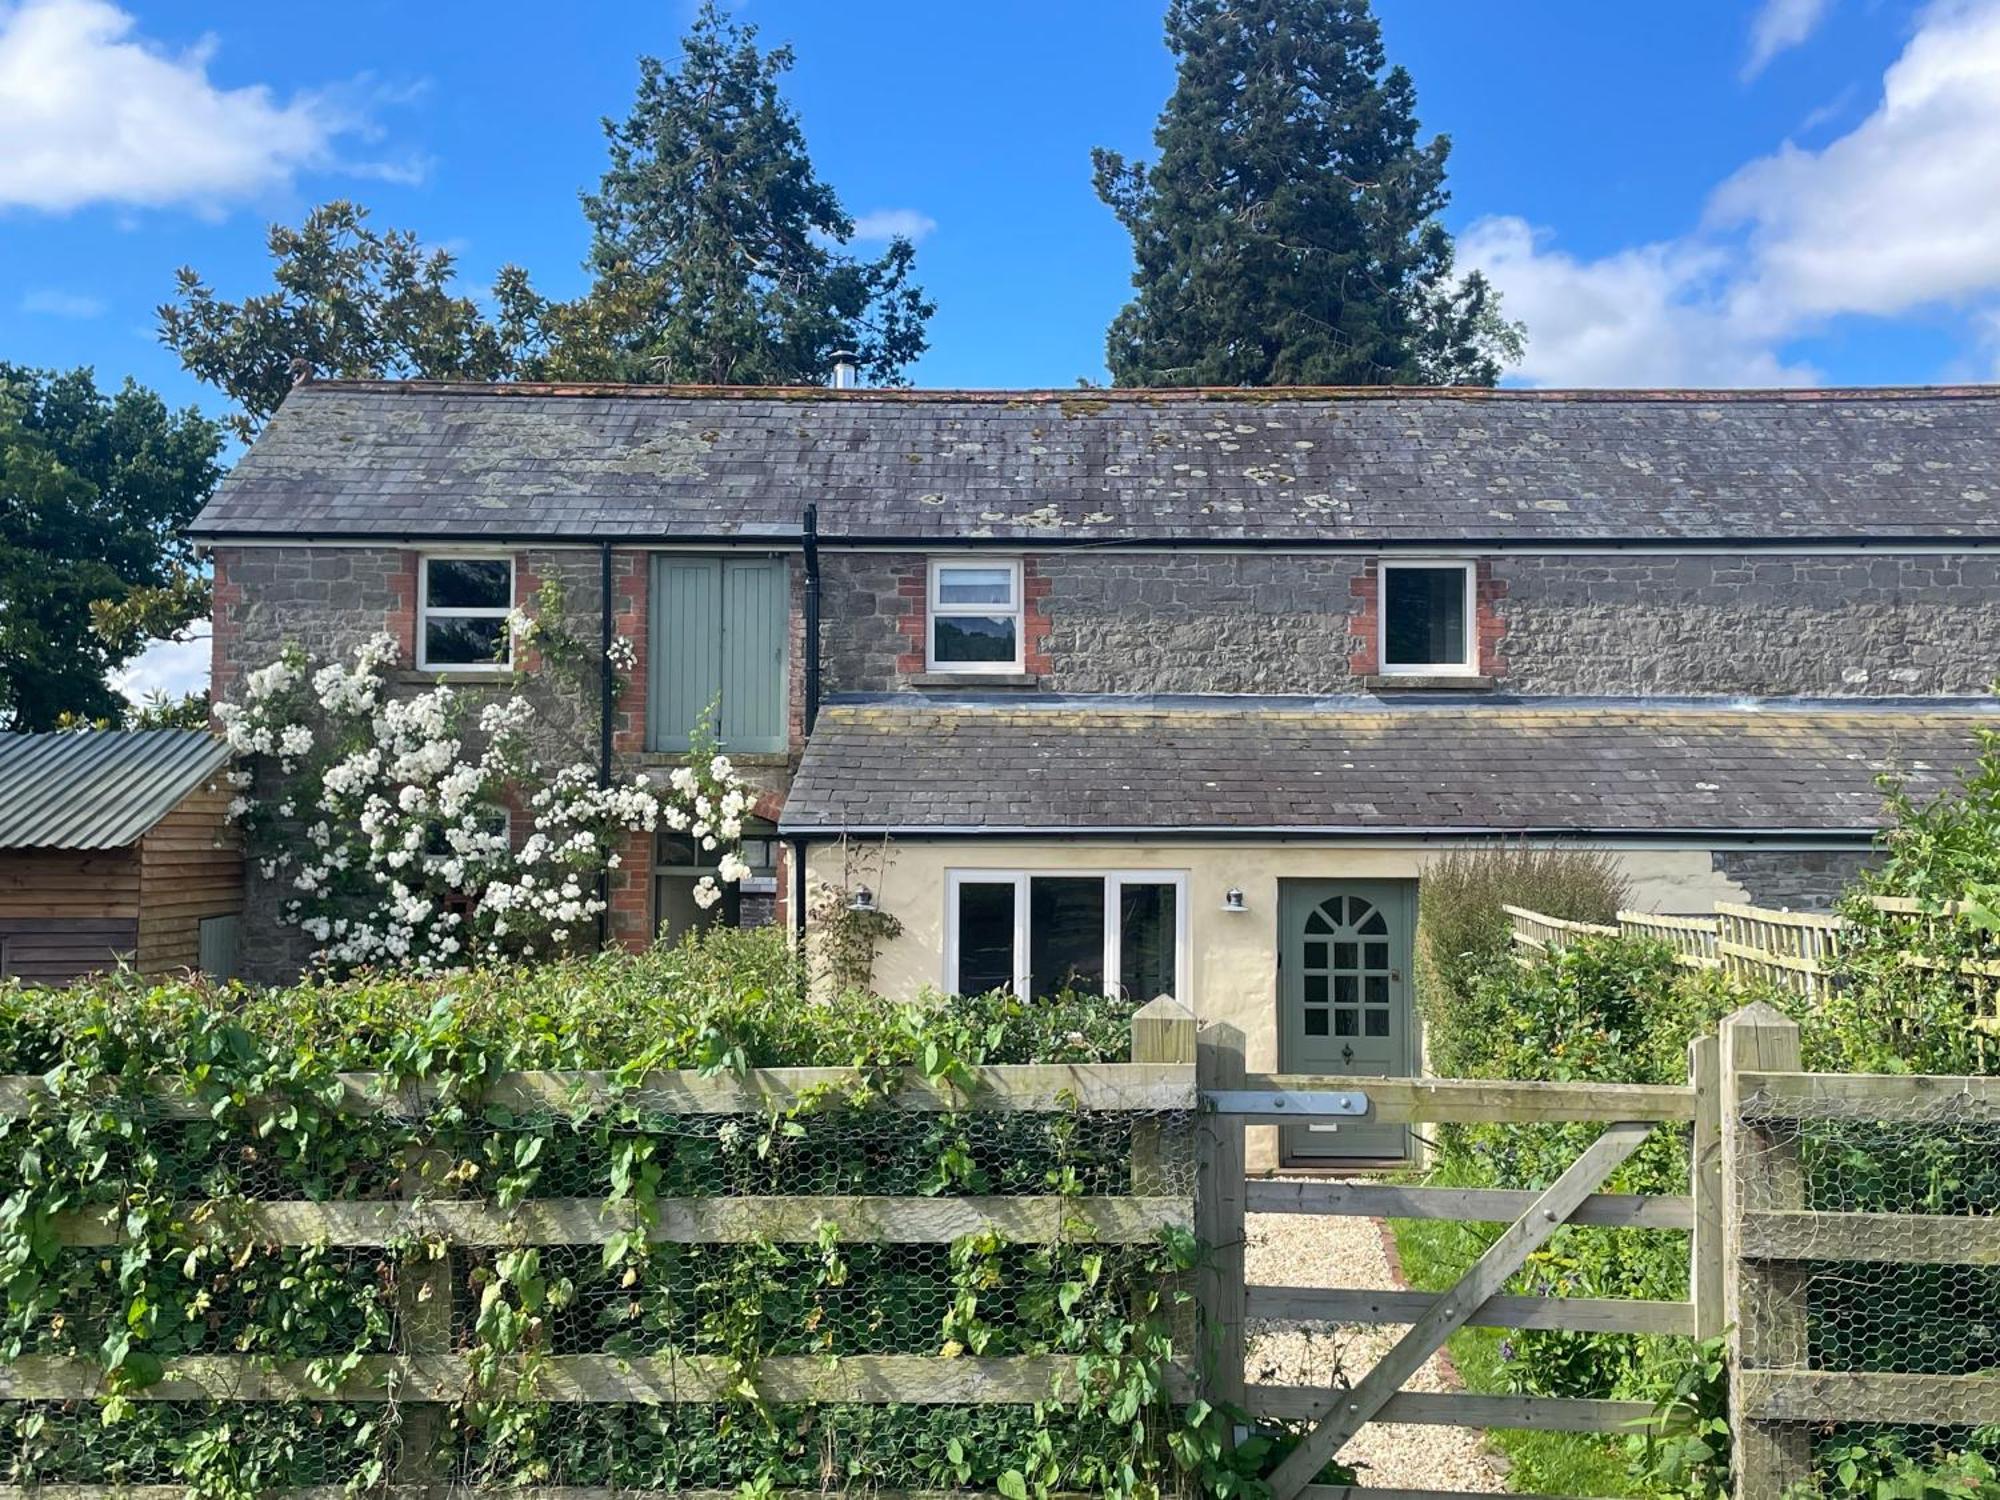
(216, 634), (753, 974)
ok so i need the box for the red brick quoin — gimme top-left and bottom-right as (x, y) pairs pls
(1347, 559), (1507, 678)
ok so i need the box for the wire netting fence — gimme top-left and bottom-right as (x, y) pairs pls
(0, 1035), (1203, 1497)
(1732, 1062), (2000, 1498)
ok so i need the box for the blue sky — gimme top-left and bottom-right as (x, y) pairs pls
(4, 0), (2000, 698)
(7, 0), (2000, 411)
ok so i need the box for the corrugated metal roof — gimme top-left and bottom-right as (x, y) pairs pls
(0, 730), (231, 850)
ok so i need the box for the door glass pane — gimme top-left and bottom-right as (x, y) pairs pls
(1304, 940), (1327, 968)
(1365, 1009), (1391, 1037)
(957, 883), (1016, 995)
(1383, 567), (1468, 667)
(1365, 941), (1389, 969)
(1334, 974), (1357, 1006)
(933, 615), (1018, 663)
(1334, 941), (1357, 969)
(426, 558), (510, 609)
(1366, 975), (1389, 1006)
(1118, 883), (1178, 1000)
(1029, 877), (1105, 998)
(935, 567), (1015, 606)
(1334, 1010), (1357, 1036)
(1304, 1010), (1328, 1037)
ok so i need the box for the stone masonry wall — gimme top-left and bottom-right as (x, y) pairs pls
(1711, 849), (1878, 912)
(821, 549), (2000, 697)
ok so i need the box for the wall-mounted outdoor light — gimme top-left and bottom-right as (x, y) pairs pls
(1221, 887), (1248, 913)
(847, 884), (878, 913)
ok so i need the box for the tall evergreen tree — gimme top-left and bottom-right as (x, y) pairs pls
(560, 1), (933, 386)
(1094, 0), (1521, 387)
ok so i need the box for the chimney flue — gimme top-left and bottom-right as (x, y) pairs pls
(829, 350), (858, 390)
(288, 356), (315, 388)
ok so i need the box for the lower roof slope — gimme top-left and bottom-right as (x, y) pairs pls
(0, 730), (231, 850)
(780, 697), (1989, 838)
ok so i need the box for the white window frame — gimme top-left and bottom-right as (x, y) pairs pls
(1377, 559), (1478, 676)
(943, 868), (1191, 1002)
(418, 553), (516, 672)
(926, 557), (1024, 673)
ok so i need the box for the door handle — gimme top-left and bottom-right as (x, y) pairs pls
(1341, 1044), (1354, 1064)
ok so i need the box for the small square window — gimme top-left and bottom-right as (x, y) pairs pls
(928, 559), (1023, 672)
(1304, 1009), (1329, 1037)
(420, 556), (515, 670)
(1380, 563), (1473, 674)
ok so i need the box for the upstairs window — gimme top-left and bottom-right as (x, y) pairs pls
(419, 556), (514, 670)
(946, 870), (1185, 1001)
(928, 559), (1022, 672)
(1380, 562), (1475, 675)
(649, 556), (789, 753)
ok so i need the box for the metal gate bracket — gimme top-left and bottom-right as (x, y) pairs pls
(1205, 1089), (1369, 1118)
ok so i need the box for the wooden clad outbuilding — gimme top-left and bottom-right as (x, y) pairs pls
(0, 730), (242, 984)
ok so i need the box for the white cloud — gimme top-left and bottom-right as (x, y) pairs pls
(1745, 0), (1833, 79)
(113, 628), (210, 708)
(1460, 217), (1818, 387)
(1466, 0), (2000, 386)
(20, 286), (103, 317)
(850, 208), (936, 243)
(0, 0), (404, 213)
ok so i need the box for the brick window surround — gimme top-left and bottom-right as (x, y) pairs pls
(1348, 558), (1507, 678)
(896, 556), (1052, 677)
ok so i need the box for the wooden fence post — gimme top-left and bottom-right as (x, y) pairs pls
(1720, 1003), (1810, 1500)
(394, 1136), (454, 1486)
(1130, 995), (1198, 1195)
(1689, 1033), (1725, 1341)
(1194, 1021), (1247, 1416)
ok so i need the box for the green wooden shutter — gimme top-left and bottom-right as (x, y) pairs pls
(649, 557), (723, 751)
(720, 559), (789, 752)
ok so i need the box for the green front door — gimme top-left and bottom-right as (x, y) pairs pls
(1278, 879), (1416, 1162)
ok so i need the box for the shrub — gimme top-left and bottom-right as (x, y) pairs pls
(1416, 844), (1630, 1078)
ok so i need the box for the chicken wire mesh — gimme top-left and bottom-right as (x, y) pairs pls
(0, 1096), (1201, 1493)
(1733, 1087), (2000, 1497)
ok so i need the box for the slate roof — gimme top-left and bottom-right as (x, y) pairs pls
(0, 730), (231, 849)
(189, 381), (2000, 545)
(779, 698), (1991, 836)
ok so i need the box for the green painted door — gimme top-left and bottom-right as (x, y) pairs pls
(1278, 879), (1416, 1162)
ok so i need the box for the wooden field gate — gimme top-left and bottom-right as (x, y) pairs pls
(1194, 1016), (1720, 1500)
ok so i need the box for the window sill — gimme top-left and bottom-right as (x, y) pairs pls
(909, 671), (1042, 689)
(633, 750), (793, 769)
(395, 668), (520, 687)
(1362, 674), (1497, 692)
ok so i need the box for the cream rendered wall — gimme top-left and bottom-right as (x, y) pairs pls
(808, 840), (1758, 1170)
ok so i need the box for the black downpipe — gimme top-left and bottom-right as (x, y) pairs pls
(789, 835), (810, 942)
(597, 542), (614, 950)
(802, 504), (822, 735)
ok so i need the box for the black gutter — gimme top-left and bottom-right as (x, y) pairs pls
(596, 541), (614, 951)
(184, 528), (2000, 552)
(772, 825), (1883, 847)
(802, 505), (823, 734)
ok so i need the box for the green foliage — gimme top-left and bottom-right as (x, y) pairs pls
(0, 930), (1249, 1496)
(158, 201), (536, 443)
(0, 365), (224, 730)
(1816, 723), (2000, 1076)
(1094, 0), (1522, 388)
(556, 1), (933, 386)
(1625, 1335), (1730, 1498)
(1415, 843), (1630, 1078)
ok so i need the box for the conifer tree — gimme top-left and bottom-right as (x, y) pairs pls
(1094, 0), (1521, 387)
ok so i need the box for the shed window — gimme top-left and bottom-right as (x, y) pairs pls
(419, 556), (514, 670)
(946, 871), (1185, 1001)
(654, 820), (777, 942)
(1380, 562), (1474, 674)
(928, 559), (1022, 671)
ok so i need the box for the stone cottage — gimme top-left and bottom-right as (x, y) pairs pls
(190, 380), (2000, 1163)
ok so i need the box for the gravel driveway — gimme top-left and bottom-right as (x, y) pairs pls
(1244, 1186), (1505, 1493)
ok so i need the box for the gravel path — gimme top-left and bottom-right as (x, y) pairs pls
(1244, 1185), (1505, 1493)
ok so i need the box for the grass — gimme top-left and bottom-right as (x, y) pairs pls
(1386, 1156), (1644, 1499)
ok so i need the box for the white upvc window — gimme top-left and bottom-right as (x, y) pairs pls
(418, 554), (516, 671)
(927, 558), (1023, 672)
(943, 869), (1189, 1003)
(1378, 559), (1477, 676)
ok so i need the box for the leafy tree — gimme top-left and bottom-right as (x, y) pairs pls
(159, 201), (529, 442)
(1094, 0), (1522, 388)
(552, 1), (933, 385)
(0, 367), (225, 730)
